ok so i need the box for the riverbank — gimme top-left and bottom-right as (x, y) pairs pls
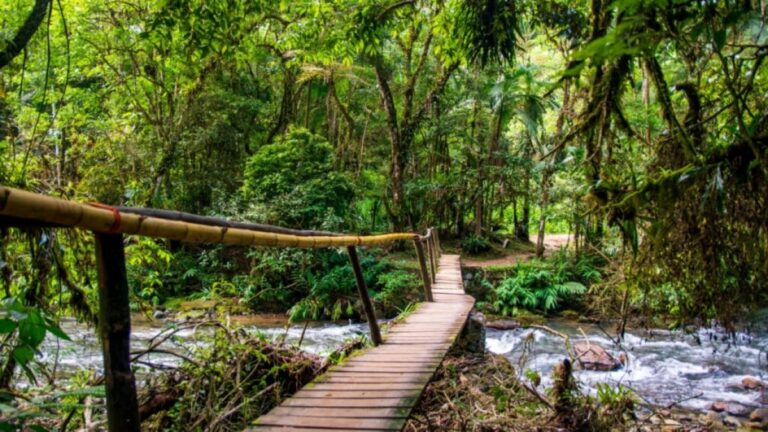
(405, 350), (746, 431)
(481, 316), (768, 430)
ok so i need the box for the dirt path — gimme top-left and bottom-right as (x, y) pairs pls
(461, 234), (572, 268)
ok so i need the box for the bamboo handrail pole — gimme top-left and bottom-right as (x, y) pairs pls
(115, 206), (342, 237)
(0, 186), (419, 248)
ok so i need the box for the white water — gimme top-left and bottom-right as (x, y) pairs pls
(486, 320), (768, 412)
(37, 318), (370, 379)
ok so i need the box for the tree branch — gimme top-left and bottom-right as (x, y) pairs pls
(0, 0), (51, 69)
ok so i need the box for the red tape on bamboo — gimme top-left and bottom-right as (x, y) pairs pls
(88, 203), (122, 233)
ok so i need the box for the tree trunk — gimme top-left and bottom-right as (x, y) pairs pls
(265, 66), (296, 145)
(536, 170), (552, 257)
(518, 190), (530, 241)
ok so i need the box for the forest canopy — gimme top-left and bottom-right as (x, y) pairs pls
(0, 0), (766, 332)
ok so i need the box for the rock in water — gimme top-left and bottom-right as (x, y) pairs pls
(710, 401), (728, 412)
(457, 312), (486, 354)
(750, 408), (768, 422)
(574, 341), (621, 371)
(723, 416), (742, 428)
(485, 319), (520, 330)
(742, 376), (766, 390)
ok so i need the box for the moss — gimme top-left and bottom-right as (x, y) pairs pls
(514, 311), (546, 326)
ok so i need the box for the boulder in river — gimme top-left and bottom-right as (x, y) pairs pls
(574, 341), (621, 371)
(742, 376), (766, 390)
(710, 401), (728, 412)
(485, 319), (520, 330)
(710, 401), (751, 416)
(750, 408), (768, 424)
(723, 416), (742, 428)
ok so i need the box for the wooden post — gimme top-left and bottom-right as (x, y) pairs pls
(427, 236), (437, 283)
(95, 233), (140, 432)
(433, 229), (441, 255)
(346, 246), (382, 346)
(430, 233), (439, 267)
(413, 240), (434, 302)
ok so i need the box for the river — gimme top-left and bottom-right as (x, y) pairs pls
(38, 316), (768, 414)
(486, 319), (768, 413)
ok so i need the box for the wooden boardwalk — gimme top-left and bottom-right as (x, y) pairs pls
(248, 254), (474, 431)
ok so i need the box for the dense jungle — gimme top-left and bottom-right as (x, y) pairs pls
(1, 0), (767, 430)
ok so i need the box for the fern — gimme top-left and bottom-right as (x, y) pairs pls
(493, 255), (595, 314)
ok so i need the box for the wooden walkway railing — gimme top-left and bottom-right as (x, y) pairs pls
(249, 254), (474, 431)
(0, 186), (452, 432)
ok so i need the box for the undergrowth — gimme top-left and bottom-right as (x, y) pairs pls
(489, 252), (602, 316)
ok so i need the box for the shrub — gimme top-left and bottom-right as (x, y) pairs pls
(462, 235), (492, 254)
(374, 270), (421, 317)
(493, 252), (599, 315)
(242, 127), (355, 230)
(287, 249), (389, 322)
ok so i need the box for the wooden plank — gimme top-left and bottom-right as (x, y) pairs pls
(267, 406), (411, 419)
(303, 383), (424, 391)
(290, 389), (422, 400)
(249, 427), (378, 432)
(255, 414), (402, 430)
(319, 376), (431, 384)
(280, 397), (413, 408)
(330, 365), (436, 373)
(344, 357), (441, 364)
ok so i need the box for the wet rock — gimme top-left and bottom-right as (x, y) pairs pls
(723, 416), (741, 428)
(743, 376), (766, 390)
(153, 310), (167, 320)
(574, 341), (621, 371)
(710, 401), (728, 412)
(457, 312), (485, 354)
(750, 408), (768, 423)
(710, 401), (751, 416)
(725, 403), (751, 417)
(701, 411), (724, 429)
(485, 319), (519, 330)
(746, 421), (768, 431)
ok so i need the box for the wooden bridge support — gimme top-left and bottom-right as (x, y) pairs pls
(413, 240), (434, 302)
(427, 237), (437, 283)
(94, 233), (140, 432)
(346, 246), (382, 346)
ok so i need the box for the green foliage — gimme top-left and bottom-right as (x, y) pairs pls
(243, 127), (355, 230)
(461, 235), (492, 254)
(125, 237), (173, 305)
(143, 327), (324, 431)
(453, 0), (520, 66)
(0, 299), (70, 430)
(287, 249), (389, 322)
(374, 270), (421, 315)
(493, 252), (599, 315)
(595, 383), (636, 427)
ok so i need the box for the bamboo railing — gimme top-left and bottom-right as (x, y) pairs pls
(0, 185), (442, 432)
